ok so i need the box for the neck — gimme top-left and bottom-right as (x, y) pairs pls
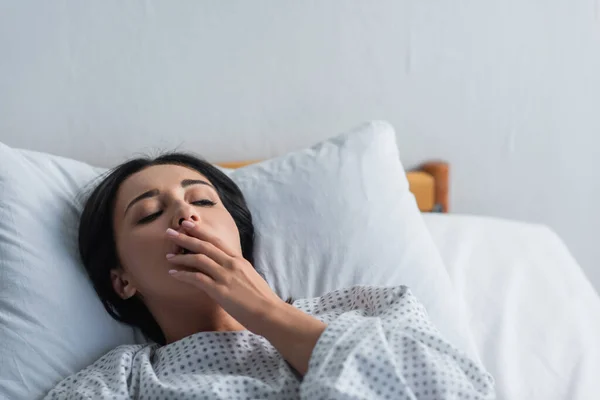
(144, 297), (247, 344)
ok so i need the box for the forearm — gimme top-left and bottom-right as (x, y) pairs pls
(255, 302), (327, 376)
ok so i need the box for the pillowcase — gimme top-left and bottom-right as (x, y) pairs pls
(229, 121), (480, 361)
(0, 144), (136, 400)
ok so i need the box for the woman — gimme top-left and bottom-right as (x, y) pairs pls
(45, 152), (495, 399)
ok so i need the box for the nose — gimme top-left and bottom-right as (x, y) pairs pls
(172, 205), (201, 229)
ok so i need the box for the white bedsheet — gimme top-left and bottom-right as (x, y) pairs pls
(423, 213), (600, 400)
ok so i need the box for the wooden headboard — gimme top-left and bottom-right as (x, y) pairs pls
(215, 160), (449, 213)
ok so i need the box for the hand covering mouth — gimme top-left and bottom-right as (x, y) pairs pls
(173, 245), (194, 255)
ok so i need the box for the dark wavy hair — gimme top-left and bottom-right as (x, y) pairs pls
(78, 152), (255, 345)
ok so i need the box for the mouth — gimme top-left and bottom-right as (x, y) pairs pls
(169, 246), (198, 274)
(174, 245), (194, 255)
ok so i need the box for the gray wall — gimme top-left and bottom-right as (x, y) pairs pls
(1, 1), (599, 290)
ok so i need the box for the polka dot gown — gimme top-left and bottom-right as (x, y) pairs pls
(45, 286), (495, 399)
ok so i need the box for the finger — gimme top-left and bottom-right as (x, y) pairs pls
(168, 231), (230, 266)
(166, 253), (223, 281)
(168, 269), (215, 293)
(180, 222), (237, 257)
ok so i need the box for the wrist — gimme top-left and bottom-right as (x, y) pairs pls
(252, 300), (291, 336)
(260, 301), (323, 334)
(254, 301), (327, 376)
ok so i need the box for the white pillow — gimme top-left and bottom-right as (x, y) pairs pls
(0, 144), (137, 400)
(230, 121), (480, 361)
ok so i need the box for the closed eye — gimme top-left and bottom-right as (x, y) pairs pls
(137, 211), (162, 224)
(192, 199), (216, 207)
(136, 199), (217, 225)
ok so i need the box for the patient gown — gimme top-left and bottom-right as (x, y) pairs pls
(44, 285), (495, 399)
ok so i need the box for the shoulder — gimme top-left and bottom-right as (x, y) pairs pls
(45, 343), (153, 398)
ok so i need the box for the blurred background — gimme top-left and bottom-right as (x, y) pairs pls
(1, 1), (598, 291)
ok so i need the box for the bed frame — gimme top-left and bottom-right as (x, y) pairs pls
(215, 160), (450, 213)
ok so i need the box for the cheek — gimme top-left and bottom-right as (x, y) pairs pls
(218, 211), (242, 250)
(116, 228), (168, 280)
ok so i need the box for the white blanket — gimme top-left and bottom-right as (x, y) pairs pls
(424, 214), (600, 400)
(44, 286), (495, 399)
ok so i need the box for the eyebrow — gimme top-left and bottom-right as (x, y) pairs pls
(124, 179), (215, 216)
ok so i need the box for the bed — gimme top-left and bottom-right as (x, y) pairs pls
(219, 159), (600, 400)
(1, 121), (599, 400)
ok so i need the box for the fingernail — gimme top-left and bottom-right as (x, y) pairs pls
(166, 228), (179, 237)
(168, 269), (178, 275)
(166, 253), (176, 259)
(181, 220), (195, 228)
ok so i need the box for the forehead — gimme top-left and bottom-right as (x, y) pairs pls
(116, 164), (211, 205)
